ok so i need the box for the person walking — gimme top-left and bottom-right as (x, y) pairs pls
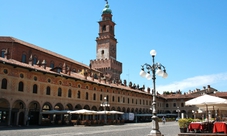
(162, 116), (166, 124)
(26, 116), (30, 126)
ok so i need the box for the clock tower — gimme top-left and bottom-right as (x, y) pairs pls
(90, 0), (122, 81)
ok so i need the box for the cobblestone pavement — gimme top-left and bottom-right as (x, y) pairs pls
(0, 121), (180, 136)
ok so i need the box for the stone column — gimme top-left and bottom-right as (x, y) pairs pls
(7, 108), (12, 126)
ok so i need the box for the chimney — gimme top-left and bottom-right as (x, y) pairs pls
(147, 87), (150, 94)
(208, 85), (210, 88)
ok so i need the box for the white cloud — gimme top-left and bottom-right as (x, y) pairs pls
(155, 73), (227, 94)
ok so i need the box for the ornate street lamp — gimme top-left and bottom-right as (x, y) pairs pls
(100, 96), (110, 125)
(140, 49), (168, 136)
(176, 107), (181, 119)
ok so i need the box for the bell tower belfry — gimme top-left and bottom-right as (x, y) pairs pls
(90, 0), (122, 81)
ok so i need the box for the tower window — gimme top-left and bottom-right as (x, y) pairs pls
(102, 25), (106, 31)
(110, 26), (113, 32)
(101, 50), (104, 55)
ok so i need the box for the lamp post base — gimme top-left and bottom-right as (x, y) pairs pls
(147, 130), (163, 136)
(148, 116), (163, 136)
(147, 131), (164, 136)
(147, 134), (163, 136)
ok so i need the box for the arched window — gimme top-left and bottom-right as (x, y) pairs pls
(93, 93), (96, 100)
(77, 91), (80, 98)
(46, 86), (51, 95)
(1, 78), (7, 89)
(58, 88), (62, 97)
(86, 92), (89, 100)
(33, 84), (38, 94)
(68, 89), (72, 98)
(173, 103), (176, 107)
(18, 81), (24, 92)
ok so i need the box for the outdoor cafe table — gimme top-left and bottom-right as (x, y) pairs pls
(188, 122), (205, 132)
(213, 122), (227, 134)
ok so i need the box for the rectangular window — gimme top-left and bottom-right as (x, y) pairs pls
(22, 54), (26, 63)
(50, 63), (54, 69)
(77, 91), (81, 99)
(68, 90), (72, 98)
(46, 87), (51, 95)
(33, 57), (37, 65)
(1, 50), (5, 58)
(33, 84), (38, 94)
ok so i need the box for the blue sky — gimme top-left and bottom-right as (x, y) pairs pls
(1, 0), (227, 94)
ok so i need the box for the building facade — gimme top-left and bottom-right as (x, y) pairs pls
(0, 1), (227, 126)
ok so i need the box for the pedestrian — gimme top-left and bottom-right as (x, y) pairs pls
(27, 116), (30, 126)
(162, 116), (166, 124)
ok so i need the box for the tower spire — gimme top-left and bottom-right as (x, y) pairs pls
(102, 0), (111, 14)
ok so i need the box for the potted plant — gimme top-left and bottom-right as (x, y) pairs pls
(178, 118), (190, 133)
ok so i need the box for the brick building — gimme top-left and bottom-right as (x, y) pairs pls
(0, 1), (226, 126)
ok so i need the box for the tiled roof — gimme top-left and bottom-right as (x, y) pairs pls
(159, 91), (227, 100)
(0, 36), (89, 69)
